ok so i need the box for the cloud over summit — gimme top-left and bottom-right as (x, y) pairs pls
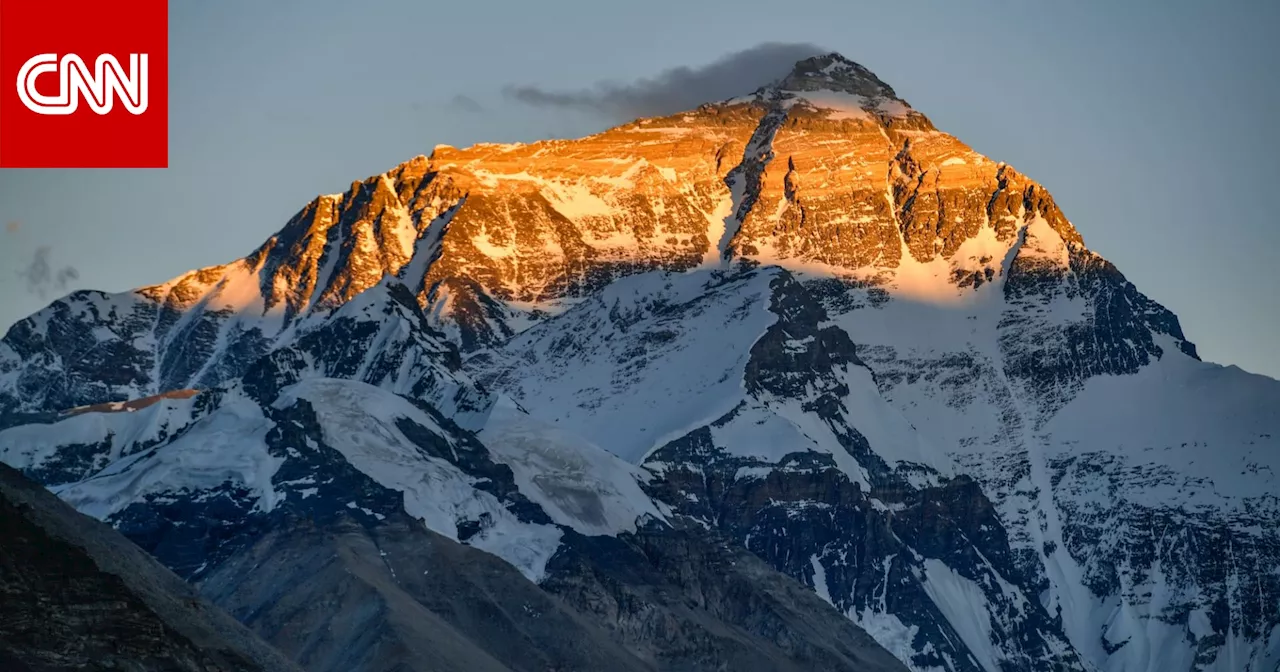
(505, 42), (825, 120)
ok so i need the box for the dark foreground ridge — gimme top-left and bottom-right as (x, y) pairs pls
(0, 462), (300, 672)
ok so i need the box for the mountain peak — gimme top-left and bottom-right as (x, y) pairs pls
(777, 52), (898, 100)
(724, 52), (923, 125)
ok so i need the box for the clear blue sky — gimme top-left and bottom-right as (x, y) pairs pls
(1, 0), (1276, 378)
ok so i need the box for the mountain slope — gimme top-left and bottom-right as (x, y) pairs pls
(1, 52), (1277, 672)
(1, 370), (909, 672)
(0, 462), (300, 672)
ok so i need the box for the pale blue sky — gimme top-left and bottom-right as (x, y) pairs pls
(1, 0), (1276, 377)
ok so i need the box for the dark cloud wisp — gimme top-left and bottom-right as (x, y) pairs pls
(19, 246), (79, 298)
(504, 42), (826, 120)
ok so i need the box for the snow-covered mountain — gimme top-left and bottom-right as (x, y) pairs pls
(1, 52), (1277, 672)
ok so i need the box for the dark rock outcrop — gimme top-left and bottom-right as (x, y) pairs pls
(0, 463), (299, 672)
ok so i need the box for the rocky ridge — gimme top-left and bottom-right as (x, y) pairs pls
(0, 462), (300, 672)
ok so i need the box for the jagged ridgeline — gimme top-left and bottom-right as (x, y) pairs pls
(2, 53), (1277, 672)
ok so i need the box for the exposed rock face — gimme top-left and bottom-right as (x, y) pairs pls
(1, 51), (1277, 672)
(0, 103), (765, 416)
(0, 463), (299, 672)
(545, 525), (909, 672)
(198, 515), (645, 672)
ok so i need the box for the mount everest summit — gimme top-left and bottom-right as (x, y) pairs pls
(1, 53), (1277, 672)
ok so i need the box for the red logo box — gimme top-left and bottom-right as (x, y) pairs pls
(0, 0), (167, 168)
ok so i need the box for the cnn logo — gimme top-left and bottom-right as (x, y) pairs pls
(16, 53), (149, 116)
(0, 0), (166, 168)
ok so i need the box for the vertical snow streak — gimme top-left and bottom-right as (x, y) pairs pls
(401, 196), (467, 300)
(717, 103), (788, 265)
